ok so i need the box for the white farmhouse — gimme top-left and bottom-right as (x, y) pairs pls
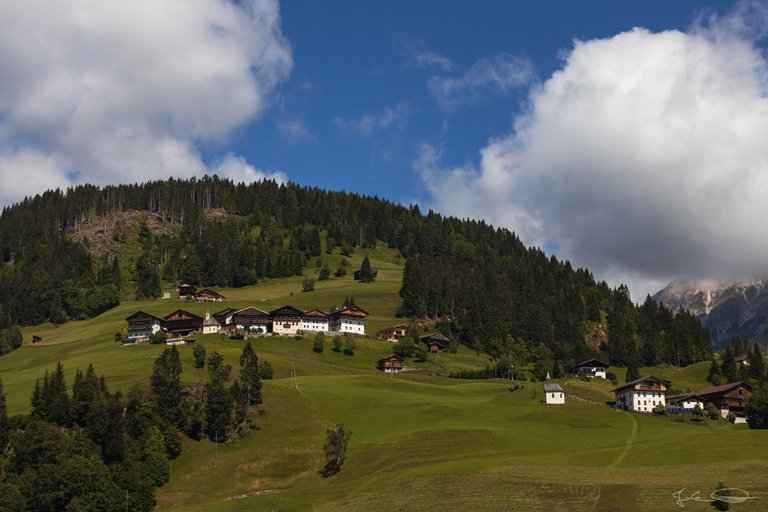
(329, 305), (368, 335)
(666, 393), (705, 410)
(572, 359), (609, 379)
(611, 376), (670, 413)
(301, 309), (330, 332)
(270, 305), (304, 336)
(125, 311), (164, 342)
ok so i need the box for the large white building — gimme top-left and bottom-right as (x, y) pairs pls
(329, 305), (368, 335)
(301, 309), (330, 332)
(270, 305), (304, 336)
(611, 376), (670, 413)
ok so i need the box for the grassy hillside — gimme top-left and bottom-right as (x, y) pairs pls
(1, 244), (766, 511)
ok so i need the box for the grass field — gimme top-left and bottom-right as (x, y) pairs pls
(1, 245), (767, 511)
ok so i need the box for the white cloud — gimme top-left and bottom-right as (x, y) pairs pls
(0, 0), (292, 206)
(277, 119), (313, 143)
(211, 153), (287, 185)
(395, 37), (453, 71)
(428, 54), (535, 110)
(419, 9), (768, 300)
(334, 102), (410, 135)
(0, 149), (71, 205)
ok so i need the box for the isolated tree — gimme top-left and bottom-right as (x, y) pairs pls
(343, 335), (356, 356)
(151, 346), (183, 426)
(332, 337), (343, 353)
(321, 423), (351, 477)
(319, 265), (331, 281)
(357, 255), (376, 283)
(239, 342), (262, 406)
(193, 343), (206, 369)
(691, 403), (705, 422)
(302, 276), (315, 292)
(313, 332), (325, 353)
(259, 360), (274, 380)
(705, 402), (720, 421)
(414, 344), (428, 362)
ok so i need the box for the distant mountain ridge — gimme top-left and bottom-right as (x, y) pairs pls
(653, 279), (768, 350)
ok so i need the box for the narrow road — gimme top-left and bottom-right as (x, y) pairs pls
(610, 411), (638, 467)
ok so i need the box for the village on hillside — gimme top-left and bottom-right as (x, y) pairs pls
(534, 358), (754, 424)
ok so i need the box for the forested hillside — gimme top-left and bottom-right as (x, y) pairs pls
(0, 177), (711, 367)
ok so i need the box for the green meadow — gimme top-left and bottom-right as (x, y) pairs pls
(1, 245), (766, 511)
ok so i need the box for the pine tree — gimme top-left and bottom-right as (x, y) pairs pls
(44, 361), (71, 426)
(707, 358), (722, 386)
(358, 255), (376, 283)
(750, 344), (766, 381)
(239, 342), (262, 406)
(193, 343), (206, 369)
(625, 358), (640, 383)
(205, 351), (233, 442)
(151, 347), (183, 427)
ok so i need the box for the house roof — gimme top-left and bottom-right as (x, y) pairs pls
(666, 393), (705, 402)
(691, 381), (752, 399)
(331, 305), (369, 318)
(735, 354), (750, 362)
(419, 333), (451, 346)
(385, 323), (408, 330)
(573, 358), (609, 369)
(378, 354), (404, 363)
(126, 311), (162, 322)
(197, 288), (225, 298)
(270, 305), (304, 317)
(163, 309), (203, 321)
(235, 306), (269, 317)
(544, 382), (564, 393)
(203, 312), (220, 327)
(303, 309), (329, 318)
(213, 307), (236, 317)
(610, 375), (671, 393)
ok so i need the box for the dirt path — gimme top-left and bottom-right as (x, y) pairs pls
(610, 412), (638, 467)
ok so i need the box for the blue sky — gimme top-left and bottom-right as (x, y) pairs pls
(2, 0), (768, 300)
(230, 1), (734, 201)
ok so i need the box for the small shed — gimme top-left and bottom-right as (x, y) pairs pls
(377, 354), (404, 373)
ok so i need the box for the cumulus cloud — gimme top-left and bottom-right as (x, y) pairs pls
(334, 102), (410, 135)
(419, 8), (768, 300)
(0, 0), (292, 206)
(428, 54), (535, 110)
